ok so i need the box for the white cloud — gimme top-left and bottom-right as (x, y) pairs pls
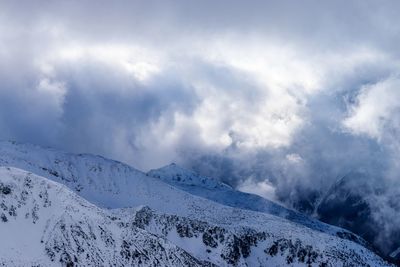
(238, 178), (277, 201)
(343, 76), (400, 140)
(36, 78), (67, 115)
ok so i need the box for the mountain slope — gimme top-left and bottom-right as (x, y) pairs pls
(0, 141), (359, 238)
(0, 167), (210, 266)
(0, 166), (392, 266)
(316, 172), (400, 263)
(147, 163), (348, 235)
(117, 205), (393, 266)
(0, 141), (393, 266)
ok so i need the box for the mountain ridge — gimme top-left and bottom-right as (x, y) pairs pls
(0, 140), (360, 237)
(0, 140), (392, 266)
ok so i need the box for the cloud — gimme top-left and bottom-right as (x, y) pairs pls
(0, 0), (399, 177)
(237, 178), (277, 202)
(343, 76), (400, 141)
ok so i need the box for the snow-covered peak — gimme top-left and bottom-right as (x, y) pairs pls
(0, 167), (208, 266)
(148, 163), (232, 190)
(0, 141), (368, 237)
(0, 166), (391, 266)
(148, 163), (357, 237)
(0, 142), (393, 266)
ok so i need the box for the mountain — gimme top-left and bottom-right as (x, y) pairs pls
(0, 141), (363, 237)
(147, 163), (351, 235)
(0, 141), (355, 236)
(0, 166), (391, 266)
(0, 141), (393, 266)
(316, 172), (400, 264)
(0, 167), (209, 266)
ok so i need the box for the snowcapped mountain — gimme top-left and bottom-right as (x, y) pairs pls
(147, 164), (350, 235)
(0, 141), (348, 235)
(0, 141), (361, 236)
(0, 141), (393, 266)
(0, 167), (209, 266)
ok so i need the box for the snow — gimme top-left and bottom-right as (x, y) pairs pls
(0, 141), (393, 266)
(0, 167), (208, 266)
(147, 163), (354, 236)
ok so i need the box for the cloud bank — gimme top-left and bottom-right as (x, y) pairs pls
(1, 0), (400, 254)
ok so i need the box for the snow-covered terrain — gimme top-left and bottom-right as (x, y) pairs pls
(0, 141), (393, 266)
(148, 164), (350, 234)
(0, 167), (209, 266)
(0, 141), (361, 235)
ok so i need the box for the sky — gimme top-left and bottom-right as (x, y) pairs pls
(1, 1), (400, 230)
